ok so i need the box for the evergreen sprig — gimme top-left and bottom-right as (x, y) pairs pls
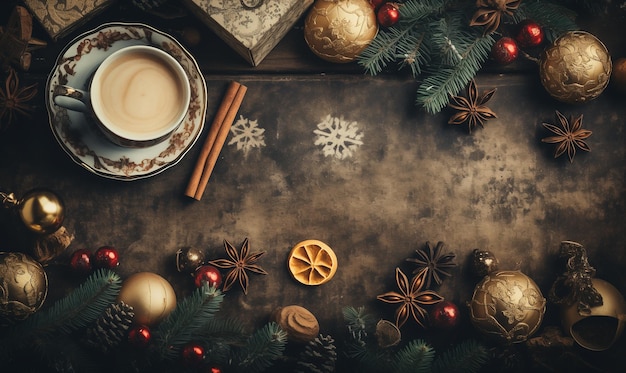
(153, 282), (224, 360)
(391, 339), (436, 373)
(19, 269), (122, 336)
(432, 339), (490, 373)
(233, 321), (288, 373)
(516, 2), (579, 43)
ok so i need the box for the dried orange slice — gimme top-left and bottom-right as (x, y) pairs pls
(288, 240), (337, 285)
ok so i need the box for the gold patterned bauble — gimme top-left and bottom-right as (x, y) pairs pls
(18, 189), (65, 235)
(272, 305), (320, 343)
(469, 270), (546, 344)
(304, 0), (379, 63)
(611, 57), (626, 93)
(0, 251), (48, 320)
(117, 272), (177, 326)
(539, 31), (612, 104)
(561, 278), (626, 351)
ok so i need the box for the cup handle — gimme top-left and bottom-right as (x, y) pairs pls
(52, 85), (90, 112)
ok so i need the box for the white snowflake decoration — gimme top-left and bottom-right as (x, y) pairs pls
(228, 115), (266, 155)
(313, 115), (364, 160)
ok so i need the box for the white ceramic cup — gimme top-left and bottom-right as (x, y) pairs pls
(53, 45), (191, 148)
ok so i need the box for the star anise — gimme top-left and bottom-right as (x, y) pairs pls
(405, 241), (457, 289)
(377, 268), (444, 328)
(470, 0), (522, 35)
(0, 67), (37, 131)
(448, 79), (497, 133)
(209, 238), (268, 295)
(541, 111), (591, 163)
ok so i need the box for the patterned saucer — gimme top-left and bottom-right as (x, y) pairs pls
(46, 23), (207, 181)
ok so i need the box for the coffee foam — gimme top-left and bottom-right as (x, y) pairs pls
(96, 51), (186, 137)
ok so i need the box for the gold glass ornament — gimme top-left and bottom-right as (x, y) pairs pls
(1, 188), (65, 234)
(304, 0), (378, 63)
(0, 251), (48, 320)
(539, 31), (612, 104)
(469, 270), (546, 344)
(561, 278), (626, 351)
(117, 272), (177, 326)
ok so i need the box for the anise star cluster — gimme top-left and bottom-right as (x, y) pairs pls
(0, 67), (37, 131)
(541, 110), (591, 163)
(448, 79), (497, 133)
(209, 238), (267, 295)
(406, 241), (457, 289)
(470, 0), (522, 35)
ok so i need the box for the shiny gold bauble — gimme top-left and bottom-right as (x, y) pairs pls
(18, 189), (65, 235)
(0, 251), (48, 320)
(117, 272), (177, 326)
(304, 0), (378, 63)
(611, 57), (626, 93)
(561, 278), (626, 351)
(539, 31), (612, 104)
(469, 270), (546, 344)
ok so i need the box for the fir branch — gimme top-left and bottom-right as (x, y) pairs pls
(400, 0), (448, 24)
(342, 306), (375, 345)
(416, 33), (494, 114)
(431, 339), (489, 373)
(391, 339), (435, 373)
(153, 283), (224, 360)
(233, 321), (288, 373)
(197, 316), (247, 346)
(19, 269), (121, 336)
(358, 26), (415, 75)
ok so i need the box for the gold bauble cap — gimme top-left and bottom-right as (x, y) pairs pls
(561, 278), (626, 351)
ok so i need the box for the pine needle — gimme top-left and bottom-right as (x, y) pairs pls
(234, 322), (288, 373)
(432, 339), (489, 373)
(153, 283), (224, 359)
(391, 339), (436, 373)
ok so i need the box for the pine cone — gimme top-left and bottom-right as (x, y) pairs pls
(295, 334), (337, 373)
(85, 301), (135, 353)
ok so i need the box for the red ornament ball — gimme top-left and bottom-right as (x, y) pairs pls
(429, 300), (460, 329)
(209, 368), (222, 373)
(194, 265), (223, 288)
(94, 246), (120, 269)
(491, 37), (519, 65)
(515, 20), (544, 48)
(127, 325), (151, 347)
(181, 342), (205, 366)
(70, 248), (92, 274)
(377, 3), (400, 28)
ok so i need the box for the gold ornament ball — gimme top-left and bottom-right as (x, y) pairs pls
(539, 31), (612, 104)
(469, 270), (546, 344)
(561, 278), (626, 351)
(117, 272), (177, 326)
(304, 0), (379, 63)
(611, 57), (626, 93)
(0, 251), (48, 320)
(18, 189), (65, 235)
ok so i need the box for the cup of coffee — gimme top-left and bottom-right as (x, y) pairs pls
(53, 45), (191, 148)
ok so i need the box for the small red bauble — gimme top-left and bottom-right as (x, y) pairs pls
(491, 37), (519, 65)
(94, 246), (120, 269)
(377, 3), (400, 28)
(515, 20), (544, 48)
(127, 325), (151, 347)
(181, 342), (205, 366)
(70, 248), (92, 274)
(210, 368), (222, 373)
(429, 300), (460, 329)
(194, 265), (223, 288)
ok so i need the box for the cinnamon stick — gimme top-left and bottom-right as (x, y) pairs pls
(185, 81), (247, 200)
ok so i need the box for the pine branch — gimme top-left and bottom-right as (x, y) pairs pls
(358, 26), (415, 75)
(234, 322), (288, 373)
(516, 2), (579, 42)
(416, 33), (494, 114)
(197, 316), (247, 345)
(432, 339), (489, 373)
(391, 339), (436, 373)
(153, 283), (224, 360)
(19, 269), (122, 336)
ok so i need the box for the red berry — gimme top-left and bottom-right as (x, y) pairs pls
(94, 246), (120, 269)
(194, 265), (223, 288)
(377, 3), (400, 28)
(429, 300), (460, 329)
(128, 325), (151, 347)
(70, 248), (92, 274)
(181, 342), (205, 366)
(515, 20), (544, 48)
(491, 37), (519, 65)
